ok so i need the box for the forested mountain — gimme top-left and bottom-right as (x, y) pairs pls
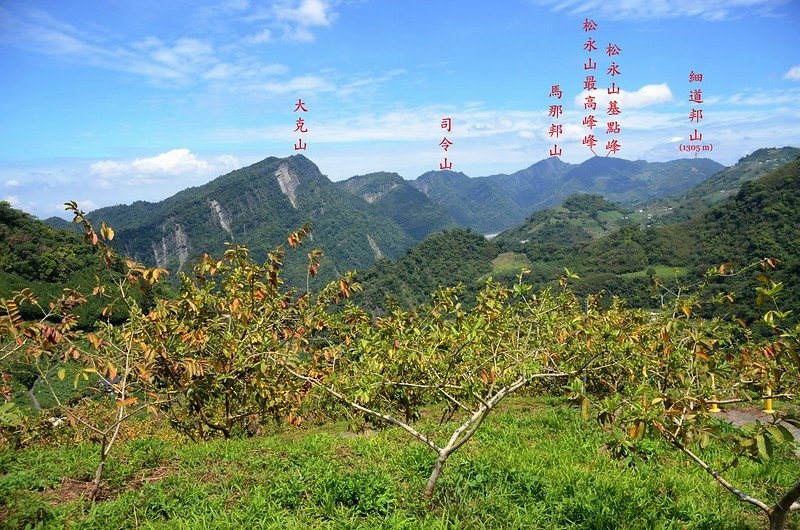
(33, 153), (726, 289)
(338, 171), (457, 240)
(640, 146), (800, 224)
(81, 155), (416, 286)
(494, 194), (632, 251)
(0, 201), (163, 326)
(501, 157), (800, 315)
(355, 155), (800, 319)
(354, 229), (500, 311)
(672, 147), (800, 220)
(408, 157), (723, 233)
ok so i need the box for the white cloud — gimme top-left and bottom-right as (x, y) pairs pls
(90, 160), (127, 176)
(50, 199), (97, 214)
(783, 65), (800, 81)
(572, 83), (674, 111)
(3, 195), (19, 206)
(243, 29), (272, 44)
(534, 0), (789, 21)
(5, 179), (20, 187)
(275, 0), (336, 27)
(90, 149), (241, 182)
(0, 7), (306, 88)
(132, 149), (210, 174)
(705, 88), (800, 106)
(260, 75), (335, 95)
(264, 0), (337, 41)
(669, 136), (683, 143)
(76, 199), (98, 212)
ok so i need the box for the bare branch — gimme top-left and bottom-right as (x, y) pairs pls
(281, 364), (441, 454)
(653, 421), (771, 514)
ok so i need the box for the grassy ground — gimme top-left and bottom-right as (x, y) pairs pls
(1, 398), (797, 529)
(489, 252), (533, 277)
(620, 265), (688, 280)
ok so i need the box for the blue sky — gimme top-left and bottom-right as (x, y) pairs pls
(1, 0), (799, 218)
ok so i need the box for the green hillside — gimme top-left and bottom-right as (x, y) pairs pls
(360, 155), (800, 317)
(639, 147), (800, 225)
(354, 229), (500, 311)
(0, 201), (161, 327)
(84, 155), (415, 287)
(410, 157), (723, 233)
(503, 157), (800, 315)
(338, 171), (457, 240)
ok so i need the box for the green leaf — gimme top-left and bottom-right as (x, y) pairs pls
(775, 425), (795, 444)
(755, 434), (772, 460)
(766, 425), (785, 444)
(783, 417), (800, 429)
(581, 397), (590, 421)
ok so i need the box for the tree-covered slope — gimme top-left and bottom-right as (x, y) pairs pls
(410, 170), (524, 234)
(0, 201), (158, 326)
(84, 155), (415, 286)
(362, 155), (800, 316)
(494, 193), (632, 251)
(409, 157), (723, 233)
(502, 157), (800, 314)
(642, 146), (800, 224)
(338, 171), (457, 240)
(354, 229), (500, 311)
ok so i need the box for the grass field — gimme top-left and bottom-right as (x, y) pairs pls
(620, 265), (688, 280)
(489, 252), (533, 277)
(1, 398), (797, 529)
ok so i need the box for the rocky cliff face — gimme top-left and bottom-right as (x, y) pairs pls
(274, 162), (301, 208)
(152, 221), (191, 269)
(208, 199), (232, 236)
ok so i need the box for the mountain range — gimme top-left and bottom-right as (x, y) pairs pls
(40, 153), (726, 284)
(355, 148), (800, 321)
(12, 145), (797, 321)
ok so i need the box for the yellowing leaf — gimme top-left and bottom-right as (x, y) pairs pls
(581, 397), (590, 421)
(100, 222), (115, 241)
(57, 368), (66, 381)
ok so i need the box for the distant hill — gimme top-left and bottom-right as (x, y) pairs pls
(409, 169), (526, 234)
(338, 171), (457, 240)
(639, 146), (800, 224)
(82, 155), (416, 286)
(689, 156), (800, 316)
(494, 193), (632, 251)
(359, 153), (800, 319)
(503, 157), (800, 316)
(0, 201), (159, 327)
(354, 229), (500, 311)
(407, 157), (723, 233)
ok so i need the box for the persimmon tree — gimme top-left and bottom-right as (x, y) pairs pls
(0, 202), (166, 498)
(572, 259), (799, 530)
(279, 273), (612, 498)
(141, 226), (355, 438)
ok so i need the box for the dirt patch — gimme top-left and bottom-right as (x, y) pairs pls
(43, 477), (94, 506)
(338, 429), (378, 439)
(335, 445), (355, 458)
(129, 464), (174, 489)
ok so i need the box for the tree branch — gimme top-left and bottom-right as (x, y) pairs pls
(653, 421), (771, 514)
(281, 365), (441, 454)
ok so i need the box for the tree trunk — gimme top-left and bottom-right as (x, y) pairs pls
(768, 477), (800, 530)
(424, 454), (447, 498)
(769, 510), (787, 530)
(90, 437), (108, 501)
(26, 386), (41, 411)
